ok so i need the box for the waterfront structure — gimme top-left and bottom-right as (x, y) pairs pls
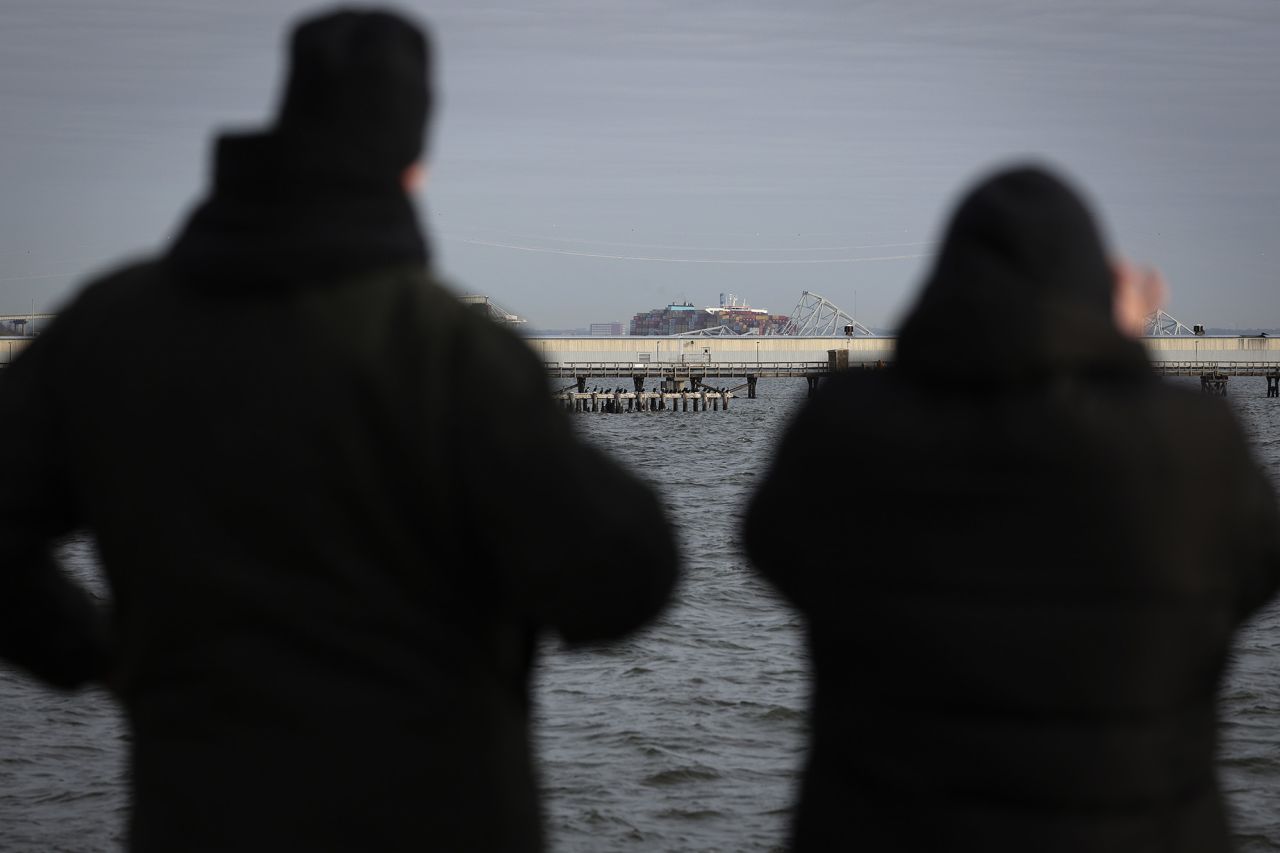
(533, 334), (1280, 398)
(589, 322), (623, 336)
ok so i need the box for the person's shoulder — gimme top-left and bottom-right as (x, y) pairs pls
(1135, 376), (1241, 431)
(1120, 377), (1262, 481)
(823, 366), (894, 392)
(436, 285), (536, 354)
(61, 257), (166, 318)
(397, 277), (543, 382)
(777, 367), (903, 442)
(813, 366), (900, 409)
(2, 257), (162, 383)
(29, 257), (163, 347)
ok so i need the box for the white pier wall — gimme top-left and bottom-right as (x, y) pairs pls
(527, 336), (896, 365)
(1140, 336), (1280, 363)
(2, 334), (1278, 368)
(527, 335), (1280, 366)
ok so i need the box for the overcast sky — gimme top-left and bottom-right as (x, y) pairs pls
(1, 0), (1277, 329)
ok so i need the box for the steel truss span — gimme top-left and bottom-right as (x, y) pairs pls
(1145, 309), (1196, 336)
(673, 325), (745, 337)
(780, 291), (872, 336)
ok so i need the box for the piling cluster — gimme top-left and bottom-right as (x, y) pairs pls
(1201, 372), (1229, 396)
(1199, 371), (1280, 397)
(556, 390), (731, 414)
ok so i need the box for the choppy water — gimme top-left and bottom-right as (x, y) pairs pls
(2, 376), (1278, 851)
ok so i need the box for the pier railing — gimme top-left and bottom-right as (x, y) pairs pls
(1148, 361), (1280, 376)
(547, 360), (1279, 379)
(544, 360), (862, 379)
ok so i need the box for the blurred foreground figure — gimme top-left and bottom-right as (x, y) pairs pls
(746, 167), (1280, 852)
(0, 9), (676, 852)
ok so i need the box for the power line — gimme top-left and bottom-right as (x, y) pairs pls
(442, 237), (927, 265)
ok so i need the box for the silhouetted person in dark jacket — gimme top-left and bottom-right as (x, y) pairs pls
(746, 166), (1280, 852)
(0, 9), (676, 852)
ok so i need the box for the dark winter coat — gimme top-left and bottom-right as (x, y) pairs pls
(0, 131), (678, 852)
(745, 167), (1280, 852)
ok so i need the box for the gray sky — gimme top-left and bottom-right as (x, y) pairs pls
(1, 0), (1277, 329)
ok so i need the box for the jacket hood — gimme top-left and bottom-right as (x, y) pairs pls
(167, 131), (429, 292)
(896, 166), (1150, 383)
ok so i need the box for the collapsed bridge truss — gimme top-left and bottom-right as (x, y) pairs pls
(780, 290), (873, 336)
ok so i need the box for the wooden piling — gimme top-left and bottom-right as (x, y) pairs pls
(1201, 372), (1229, 396)
(552, 389), (732, 416)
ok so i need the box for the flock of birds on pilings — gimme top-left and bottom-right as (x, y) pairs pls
(557, 382), (736, 415)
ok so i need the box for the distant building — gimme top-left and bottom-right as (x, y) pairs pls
(629, 296), (789, 336)
(589, 322), (623, 336)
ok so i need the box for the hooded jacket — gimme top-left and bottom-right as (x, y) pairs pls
(0, 131), (677, 852)
(745, 167), (1280, 852)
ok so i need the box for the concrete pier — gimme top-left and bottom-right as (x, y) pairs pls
(534, 334), (1280, 379)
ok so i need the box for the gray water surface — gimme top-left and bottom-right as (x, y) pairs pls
(2, 376), (1278, 851)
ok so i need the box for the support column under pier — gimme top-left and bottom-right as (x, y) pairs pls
(1201, 373), (1228, 396)
(746, 375), (757, 399)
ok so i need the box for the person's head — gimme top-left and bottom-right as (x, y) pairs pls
(275, 7), (432, 190)
(897, 166), (1155, 379)
(917, 167), (1115, 321)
